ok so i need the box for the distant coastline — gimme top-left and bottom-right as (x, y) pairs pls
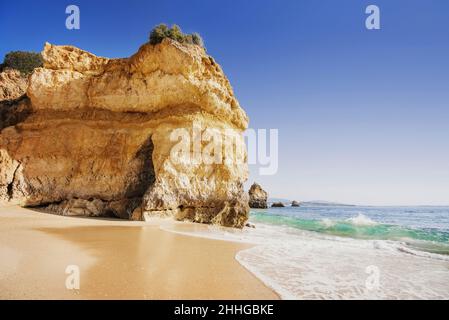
(267, 199), (355, 207)
(267, 199), (449, 207)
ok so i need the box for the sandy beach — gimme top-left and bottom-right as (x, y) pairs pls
(0, 206), (278, 300)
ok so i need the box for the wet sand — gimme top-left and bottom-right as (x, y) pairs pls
(0, 205), (278, 299)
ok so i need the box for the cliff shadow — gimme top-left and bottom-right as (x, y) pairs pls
(121, 135), (156, 217)
(0, 95), (32, 131)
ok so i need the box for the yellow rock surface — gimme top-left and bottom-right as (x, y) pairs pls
(0, 69), (28, 101)
(0, 39), (249, 227)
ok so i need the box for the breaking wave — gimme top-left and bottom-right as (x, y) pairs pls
(162, 205), (449, 299)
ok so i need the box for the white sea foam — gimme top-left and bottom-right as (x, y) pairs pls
(160, 220), (449, 299)
(346, 213), (378, 226)
(320, 218), (335, 228)
(394, 242), (449, 262)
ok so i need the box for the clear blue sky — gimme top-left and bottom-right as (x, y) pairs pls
(1, 0), (448, 205)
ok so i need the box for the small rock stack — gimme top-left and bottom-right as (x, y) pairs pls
(248, 183), (268, 209)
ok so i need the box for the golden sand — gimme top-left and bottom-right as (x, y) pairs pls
(0, 206), (278, 299)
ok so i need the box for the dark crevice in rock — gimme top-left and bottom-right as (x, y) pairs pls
(122, 136), (155, 217)
(30, 199), (64, 208)
(6, 162), (20, 200)
(6, 182), (13, 200)
(34, 196), (142, 220)
(125, 136), (155, 198)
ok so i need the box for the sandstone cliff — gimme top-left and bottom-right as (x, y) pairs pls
(0, 39), (250, 227)
(248, 183), (268, 209)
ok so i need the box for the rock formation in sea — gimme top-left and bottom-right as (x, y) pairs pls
(0, 39), (250, 228)
(291, 200), (300, 207)
(248, 182), (268, 209)
(271, 202), (285, 208)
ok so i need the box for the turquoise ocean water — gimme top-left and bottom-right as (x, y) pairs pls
(170, 204), (449, 298)
(250, 205), (449, 255)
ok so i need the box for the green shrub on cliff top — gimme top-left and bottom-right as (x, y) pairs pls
(191, 33), (204, 47)
(149, 24), (205, 48)
(1, 51), (43, 75)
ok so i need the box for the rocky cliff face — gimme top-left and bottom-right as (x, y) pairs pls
(248, 183), (268, 209)
(0, 69), (28, 101)
(0, 39), (250, 227)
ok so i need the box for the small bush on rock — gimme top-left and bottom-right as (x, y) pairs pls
(2, 51), (43, 75)
(149, 24), (205, 48)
